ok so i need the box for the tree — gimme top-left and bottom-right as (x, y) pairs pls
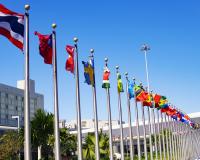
(31, 109), (54, 159)
(0, 131), (23, 160)
(48, 128), (77, 159)
(83, 130), (109, 160)
(60, 128), (77, 159)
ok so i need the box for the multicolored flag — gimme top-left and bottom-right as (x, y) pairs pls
(128, 81), (134, 99)
(153, 94), (168, 109)
(65, 45), (75, 74)
(102, 66), (110, 89)
(143, 92), (153, 107)
(35, 32), (52, 64)
(0, 4), (24, 50)
(82, 59), (94, 86)
(117, 72), (124, 93)
(153, 94), (161, 106)
(134, 84), (148, 102)
(165, 106), (176, 116)
(157, 96), (168, 109)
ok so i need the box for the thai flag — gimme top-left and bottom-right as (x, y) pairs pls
(0, 4), (24, 50)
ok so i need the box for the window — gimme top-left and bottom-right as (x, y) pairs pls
(6, 94), (8, 98)
(15, 106), (18, 111)
(82, 121), (87, 127)
(6, 105), (8, 109)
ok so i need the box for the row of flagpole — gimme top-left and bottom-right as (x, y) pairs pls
(1, 4), (200, 160)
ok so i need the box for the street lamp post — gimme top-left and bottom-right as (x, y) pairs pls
(12, 115), (20, 159)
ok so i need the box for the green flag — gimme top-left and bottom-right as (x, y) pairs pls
(117, 73), (124, 92)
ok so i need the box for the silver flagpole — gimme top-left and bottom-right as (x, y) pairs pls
(156, 109), (162, 159)
(150, 91), (158, 160)
(104, 58), (114, 160)
(169, 116), (175, 160)
(116, 66), (125, 160)
(175, 119), (179, 160)
(52, 24), (61, 160)
(181, 124), (185, 159)
(132, 77), (142, 160)
(141, 44), (153, 160)
(90, 49), (100, 160)
(24, 5), (31, 160)
(184, 124), (189, 160)
(163, 113), (169, 160)
(165, 114), (172, 160)
(174, 120), (179, 160)
(181, 124), (188, 159)
(141, 103), (148, 160)
(125, 73), (134, 160)
(147, 107), (153, 160)
(139, 85), (148, 160)
(172, 119), (178, 160)
(160, 111), (166, 160)
(74, 38), (83, 160)
(177, 120), (181, 160)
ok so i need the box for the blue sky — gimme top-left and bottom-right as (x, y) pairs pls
(1, 0), (200, 122)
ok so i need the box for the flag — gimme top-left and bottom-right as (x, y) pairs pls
(0, 4), (24, 50)
(161, 107), (169, 113)
(165, 107), (177, 116)
(153, 94), (161, 108)
(128, 81), (134, 99)
(134, 84), (148, 102)
(102, 66), (110, 88)
(158, 96), (168, 109)
(82, 59), (94, 86)
(154, 95), (168, 110)
(117, 72), (124, 93)
(35, 32), (52, 64)
(65, 45), (75, 74)
(143, 92), (153, 107)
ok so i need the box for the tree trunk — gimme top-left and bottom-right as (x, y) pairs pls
(38, 146), (42, 160)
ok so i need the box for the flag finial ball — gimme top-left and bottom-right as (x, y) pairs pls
(116, 66), (119, 70)
(104, 58), (108, 62)
(90, 49), (94, 53)
(73, 37), (78, 43)
(125, 72), (128, 76)
(52, 23), (57, 29)
(25, 5), (30, 10)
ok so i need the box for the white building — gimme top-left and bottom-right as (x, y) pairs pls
(0, 80), (44, 128)
(65, 119), (124, 131)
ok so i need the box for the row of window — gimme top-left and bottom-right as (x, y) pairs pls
(0, 92), (38, 106)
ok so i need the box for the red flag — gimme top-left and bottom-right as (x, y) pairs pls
(142, 92), (152, 107)
(153, 94), (161, 108)
(161, 107), (169, 113)
(65, 45), (75, 73)
(35, 31), (52, 64)
(136, 91), (148, 102)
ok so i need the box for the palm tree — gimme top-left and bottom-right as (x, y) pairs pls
(60, 128), (77, 159)
(83, 130), (109, 160)
(31, 109), (54, 159)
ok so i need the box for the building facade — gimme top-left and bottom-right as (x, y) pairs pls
(65, 119), (124, 131)
(0, 80), (44, 128)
